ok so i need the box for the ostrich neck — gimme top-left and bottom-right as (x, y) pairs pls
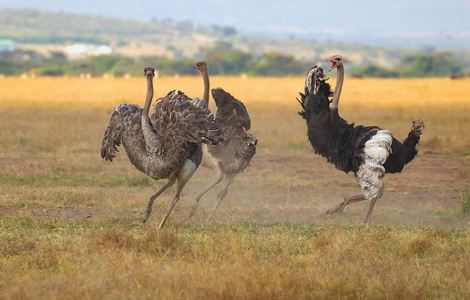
(142, 76), (154, 117)
(140, 75), (161, 154)
(330, 64), (344, 109)
(202, 70), (210, 103)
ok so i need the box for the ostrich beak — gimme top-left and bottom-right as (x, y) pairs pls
(328, 61), (337, 72)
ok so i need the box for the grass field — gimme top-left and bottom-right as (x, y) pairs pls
(1, 76), (469, 298)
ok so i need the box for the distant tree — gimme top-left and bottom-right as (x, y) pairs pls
(0, 59), (20, 75)
(0, 49), (45, 75)
(202, 46), (253, 74)
(351, 65), (399, 78)
(252, 52), (305, 76)
(176, 21), (194, 32)
(221, 26), (237, 36)
(212, 41), (234, 51)
(110, 56), (136, 76)
(399, 52), (462, 77)
(39, 64), (65, 76)
(49, 51), (66, 62)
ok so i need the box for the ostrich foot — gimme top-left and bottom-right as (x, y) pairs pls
(325, 195), (366, 215)
(185, 200), (200, 220)
(142, 207), (154, 223)
(325, 203), (346, 214)
(142, 213), (151, 223)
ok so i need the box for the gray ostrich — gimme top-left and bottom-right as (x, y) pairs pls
(187, 62), (257, 220)
(100, 67), (221, 228)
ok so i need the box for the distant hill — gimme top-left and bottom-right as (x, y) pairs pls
(1, 9), (469, 68)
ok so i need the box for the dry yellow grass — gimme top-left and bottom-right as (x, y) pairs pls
(1, 219), (469, 299)
(1, 76), (469, 154)
(0, 76), (470, 299)
(1, 76), (468, 107)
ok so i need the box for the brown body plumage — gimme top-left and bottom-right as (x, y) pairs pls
(188, 62), (257, 220)
(101, 67), (221, 228)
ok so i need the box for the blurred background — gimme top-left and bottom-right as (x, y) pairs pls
(0, 0), (469, 77)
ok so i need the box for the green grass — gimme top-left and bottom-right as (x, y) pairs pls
(461, 191), (470, 215)
(0, 172), (153, 188)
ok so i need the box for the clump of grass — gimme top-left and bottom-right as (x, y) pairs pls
(92, 228), (134, 249)
(28, 251), (61, 270)
(426, 229), (452, 241)
(461, 191), (470, 215)
(0, 237), (36, 257)
(312, 233), (332, 251)
(124, 174), (152, 187)
(90, 228), (185, 255)
(408, 238), (433, 255)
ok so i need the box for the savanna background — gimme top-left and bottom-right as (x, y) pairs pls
(1, 1), (469, 299)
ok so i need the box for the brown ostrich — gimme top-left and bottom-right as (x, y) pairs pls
(187, 62), (257, 220)
(101, 67), (222, 228)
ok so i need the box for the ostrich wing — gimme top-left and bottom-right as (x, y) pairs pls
(101, 104), (142, 161)
(211, 88), (251, 130)
(150, 91), (222, 153)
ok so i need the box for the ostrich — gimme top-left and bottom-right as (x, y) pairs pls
(297, 55), (424, 223)
(100, 67), (221, 228)
(195, 61), (210, 103)
(187, 62), (257, 220)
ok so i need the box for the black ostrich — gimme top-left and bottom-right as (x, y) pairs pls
(297, 55), (425, 223)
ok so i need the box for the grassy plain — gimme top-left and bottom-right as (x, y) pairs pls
(0, 76), (469, 299)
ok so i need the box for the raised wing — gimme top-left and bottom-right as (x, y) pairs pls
(150, 91), (223, 154)
(211, 88), (251, 130)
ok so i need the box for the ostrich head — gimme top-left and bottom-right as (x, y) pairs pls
(328, 55), (343, 71)
(195, 61), (208, 74)
(299, 65), (332, 117)
(144, 67), (155, 78)
(305, 65), (327, 95)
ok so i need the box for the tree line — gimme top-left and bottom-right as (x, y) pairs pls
(0, 46), (466, 77)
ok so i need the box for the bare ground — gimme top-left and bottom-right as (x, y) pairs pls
(1, 152), (468, 228)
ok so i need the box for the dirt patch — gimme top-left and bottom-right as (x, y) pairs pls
(175, 152), (470, 227)
(0, 206), (93, 220)
(1, 153), (469, 227)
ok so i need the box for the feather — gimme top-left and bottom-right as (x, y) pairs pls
(211, 88), (252, 131)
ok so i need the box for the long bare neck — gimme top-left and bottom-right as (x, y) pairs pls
(140, 74), (161, 154)
(202, 69), (210, 103)
(142, 76), (154, 117)
(330, 64), (344, 109)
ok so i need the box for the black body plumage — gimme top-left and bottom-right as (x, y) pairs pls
(297, 66), (423, 175)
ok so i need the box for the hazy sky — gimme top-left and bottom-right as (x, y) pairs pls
(1, 0), (469, 47)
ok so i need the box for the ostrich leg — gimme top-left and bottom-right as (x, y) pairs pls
(158, 160), (197, 229)
(158, 185), (183, 229)
(143, 177), (177, 223)
(207, 174), (236, 221)
(325, 194), (366, 214)
(363, 199), (378, 224)
(187, 169), (223, 219)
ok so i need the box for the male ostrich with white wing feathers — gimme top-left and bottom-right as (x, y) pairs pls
(297, 55), (425, 223)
